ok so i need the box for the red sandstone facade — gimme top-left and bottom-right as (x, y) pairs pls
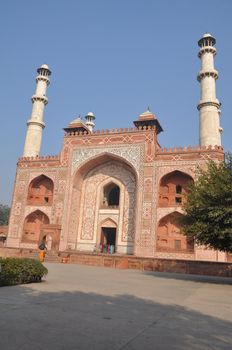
(6, 110), (227, 262)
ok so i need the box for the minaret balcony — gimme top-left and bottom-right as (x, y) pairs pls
(198, 46), (216, 58)
(26, 119), (45, 128)
(31, 94), (48, 105)
(197, 69), (218, 82)
(36, 75), (50, 85)
(197, 99), (220, 110)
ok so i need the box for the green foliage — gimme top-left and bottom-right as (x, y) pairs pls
(0, 258), (48, 287)
(0, 204), (10, 225)
(181, 153), (232, 253)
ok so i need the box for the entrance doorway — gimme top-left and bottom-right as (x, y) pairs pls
(39, 224), (61, 251)
(100, 227), (116, 253)
(45, 235), (52, 250)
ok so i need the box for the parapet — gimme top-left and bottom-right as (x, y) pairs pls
(17, 154), (60, 167)
(18, 155), (60, 161)
(64, 125), (156, 137)
(157, 145), (224, 153)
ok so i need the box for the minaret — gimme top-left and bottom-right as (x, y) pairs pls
(23, 64), (51, 157)
(197, 33), (222, 146)
(85, 112), (95, 132)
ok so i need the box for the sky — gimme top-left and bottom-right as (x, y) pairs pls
(1, 0), (232, 205)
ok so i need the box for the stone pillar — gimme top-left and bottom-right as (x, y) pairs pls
(23, 64), (51, 157)
(197, 33), (222, 146)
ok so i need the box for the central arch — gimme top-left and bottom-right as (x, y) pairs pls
(66, 153), (137, 254)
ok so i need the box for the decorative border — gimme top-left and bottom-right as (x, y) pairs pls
(72, 145), (142, 174)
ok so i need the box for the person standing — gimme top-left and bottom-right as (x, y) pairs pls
(38, 241), (47, 262)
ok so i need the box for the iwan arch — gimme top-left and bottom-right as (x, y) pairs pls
(63, 153), (137, 254)
(6, 34), (229, 262)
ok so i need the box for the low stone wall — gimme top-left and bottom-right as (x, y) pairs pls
(0, 248), (231, 277)
(67, 252), (232, 277)
(0, 247), (38, 259)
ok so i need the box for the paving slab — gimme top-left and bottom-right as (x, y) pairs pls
(0, 263), (231, 350)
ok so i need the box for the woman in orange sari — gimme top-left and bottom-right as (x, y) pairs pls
(38, 241), (47, 262)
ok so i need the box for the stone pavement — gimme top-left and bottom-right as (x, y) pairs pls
(0, 263), (231, 350)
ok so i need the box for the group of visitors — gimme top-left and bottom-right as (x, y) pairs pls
(95, 243), (115, 254)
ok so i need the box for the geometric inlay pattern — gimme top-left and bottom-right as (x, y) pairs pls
(72, 145), (142, 174)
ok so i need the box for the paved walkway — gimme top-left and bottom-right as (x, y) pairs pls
(0, 263), (231, 350)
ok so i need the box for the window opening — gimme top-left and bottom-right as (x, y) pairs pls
(174, 240), (181, 250)
(175, 197), (182, 204)
(102, 184), (120, 207)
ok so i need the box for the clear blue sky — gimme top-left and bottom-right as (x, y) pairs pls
(1, 0), (232, 205)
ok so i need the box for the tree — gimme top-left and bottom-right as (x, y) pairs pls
(0, 204), (10, 225)
(181, 153), (232, 253)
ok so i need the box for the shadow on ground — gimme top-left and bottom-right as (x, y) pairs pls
(0, 284), (231, 350)
(144, 270), (232, 285)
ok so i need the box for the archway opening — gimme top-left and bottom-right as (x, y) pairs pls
(22, 210), (49, 243)
(156, 212), (194, 252)
(41, 234), (52, 251)
(159, 171), (193, 207)
(100, 227), (116, 253)
(102, 183), (120, 207)
(27, 175), (54, 205)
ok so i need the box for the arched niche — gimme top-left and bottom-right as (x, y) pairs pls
(27, 175), (54, 205)
(22, 210), (49, 243)
(156, 212), (194, 252)
(101, 182), (120, 208)
(159, 170), (193, 207)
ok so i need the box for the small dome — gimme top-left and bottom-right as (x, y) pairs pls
(37, 63), (51, 75)
(64, 115), (90, 133)
(86, 112), (95, 117)
(40, 64), (49, 70)
(138, 108), (156, 120)
(203, 33), (212, 38)
(85, 112), (95, 120)
(70, 117), (85, 125)
(140, 109), (153, 116)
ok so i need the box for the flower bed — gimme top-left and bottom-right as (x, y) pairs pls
(0, 257), (48, 286)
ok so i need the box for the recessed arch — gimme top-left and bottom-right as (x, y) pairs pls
(159, 170), (193, 207)
(73, 152), (138, 190)
(156, 211), (194, 252)
(27, 174), (54, 205)
(65, 152), (137, 252)
(158, 168), (195, 183)
(22, 210), (49, 243)
(102, 182), (120, 207)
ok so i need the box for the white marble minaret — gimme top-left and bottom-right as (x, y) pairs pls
(23, 64), (51, 157)
(197, 33), (222, 146)
(85, 112), (95, 132)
